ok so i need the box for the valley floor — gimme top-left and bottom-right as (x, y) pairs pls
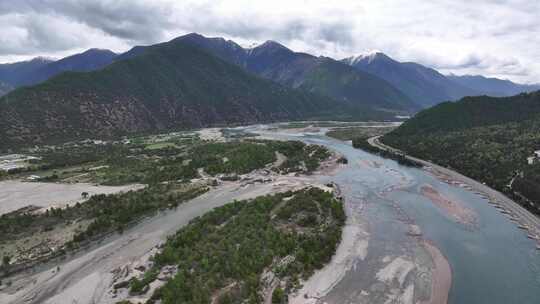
(3, 123), (539, 304)
(0, 127), (346, 304)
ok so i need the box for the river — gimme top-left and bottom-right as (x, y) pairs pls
(252, 125), (540, 304)
(2, 125), (540, 304)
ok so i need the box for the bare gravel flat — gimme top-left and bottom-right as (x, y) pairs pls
(0, 181), (143, 215)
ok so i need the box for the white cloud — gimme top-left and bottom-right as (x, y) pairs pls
(0, 0), (538, 83)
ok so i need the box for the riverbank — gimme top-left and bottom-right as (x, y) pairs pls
(421, 241), (451, 304)
(288, 217), (369, 304)
(369, 136), (540, 248)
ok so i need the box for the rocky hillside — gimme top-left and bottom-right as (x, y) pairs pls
(0, 40), (352, 148)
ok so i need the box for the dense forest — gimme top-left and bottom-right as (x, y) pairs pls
(383, 91), (540, 215)
(3, 137), (330, 186)
(391, 91), (540, 135)
(130, 188), (345, 304)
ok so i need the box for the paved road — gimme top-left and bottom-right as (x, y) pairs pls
(368, 136), (540, 244)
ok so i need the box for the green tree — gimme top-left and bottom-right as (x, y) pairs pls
(2, 255), (10, 266)
(272, 287), (285, 304)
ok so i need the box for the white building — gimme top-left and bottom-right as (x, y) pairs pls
(528, 156), (535, 165)
(0, 154), (41, 171)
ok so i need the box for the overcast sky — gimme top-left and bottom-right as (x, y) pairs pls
(0, 0), (538, 83)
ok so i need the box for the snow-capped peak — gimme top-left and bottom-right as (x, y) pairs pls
(344, 50), (392, 65)
(31, 56), (55, 63)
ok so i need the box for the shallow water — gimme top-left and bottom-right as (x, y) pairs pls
(255, 128), (540, 304)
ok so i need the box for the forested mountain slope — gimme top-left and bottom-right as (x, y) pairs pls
(390, 91), (540, 135)
(383, 91), (540, 215)
(124, 33), (419, 114)
(0, 40), (351, 148)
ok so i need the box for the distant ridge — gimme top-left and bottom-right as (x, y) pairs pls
(342, 52), (479, 108)
(0, 49), (117, 88)
(24, 48), (117, 86)
(0, 57), (53, 87)
(447, 74), (540, 97)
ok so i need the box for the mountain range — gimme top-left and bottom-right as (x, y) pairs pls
(342, 52), (539, 108)
(0, 38), (364, 148)
(0, 33), (539, 148)
(2, 34), (536, 109)
(120, 33), (419, 114)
